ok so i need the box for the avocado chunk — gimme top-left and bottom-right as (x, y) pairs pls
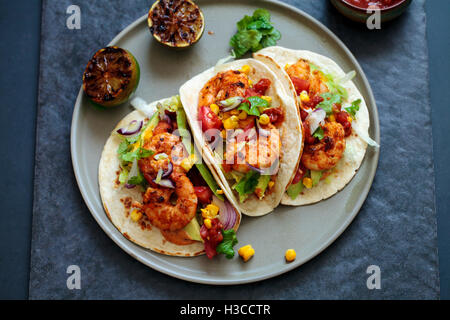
(311, 170), (323, 187)
(287, 180), (304, 200)
(254, 175), (271, 200)
(183, 217), (203, 242)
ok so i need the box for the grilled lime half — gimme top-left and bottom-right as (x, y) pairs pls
(148, 0), (205, 48)
(82, 47), (140, 108)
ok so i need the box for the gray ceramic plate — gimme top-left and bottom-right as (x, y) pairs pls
(71, 0), (380, 285)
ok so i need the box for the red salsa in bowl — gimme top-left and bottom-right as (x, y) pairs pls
(331, 0), (412, 23)
(343, 0), (405, 10)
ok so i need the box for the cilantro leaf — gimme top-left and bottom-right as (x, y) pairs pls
(313, 126), (325, 140)
(117, 140), (129, 155)
(237, 96), (269, 116)
(234, 170), (260, 200)
(345, 99), (361, 119)
(216, 229), (238, 259)
(230, 9), (281, 58)
(127, 172), (145, 186)
(120, 148), (154, 162)
(317, 92), (342, 115)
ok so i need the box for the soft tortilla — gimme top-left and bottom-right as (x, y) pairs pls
(179, 59), (302, 216)
(99, 99), (241, 257)
(254, 47), (370, 206)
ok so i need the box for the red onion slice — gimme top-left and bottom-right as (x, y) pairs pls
(161, 162), (173, 178)
(220, 96), (244, 112)
(117, 120), (143, 136)
(212, 196), (237, 230)
(306, 108), (326, 134)
(153, 179), (175, 189)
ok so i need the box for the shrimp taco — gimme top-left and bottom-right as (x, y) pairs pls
(254, 46), (379, 205)
(179, 59), (302, 216)
(99, 96), (241, 259)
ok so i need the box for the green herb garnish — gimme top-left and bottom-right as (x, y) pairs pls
(345, 99), (361, 119)
(230, 9), (281, 58)
(313, 126), (325, 140)
(237, 96), (269, 116)
(216, 229), (238, 259)
(317, 92), (342, 115)
(234, 170), (260, 202)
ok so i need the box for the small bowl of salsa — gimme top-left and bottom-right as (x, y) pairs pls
(330, 0), (412, 24)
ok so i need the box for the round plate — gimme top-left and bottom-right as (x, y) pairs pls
(71, 0), (379, 285)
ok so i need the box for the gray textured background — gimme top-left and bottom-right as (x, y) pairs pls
(30, 0), (439, 299)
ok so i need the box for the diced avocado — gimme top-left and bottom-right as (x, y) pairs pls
(311, 170), (323, 187)
(183, 217), (203, 242)
(287, 181), (304, 200)
(254, 175), (271, 200)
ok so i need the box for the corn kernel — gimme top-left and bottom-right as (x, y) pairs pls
(223, 116), (239, 129)
(329, 114), (336, 122)
(248, 79), (253, 87)
(204, 218), (212, 229)
(238, 245), (255, 262)
(216, 189), (224, 195)
(268, 181), (275, 189)
(259, 114), (270, 125)
(261, 96), (272, 104)
(130, 210), (142, 222)
(240, 65), (251, 74)
(201, 204), (220, 219)
(348, 116), (353, 123)
(210, 103), (220, 114)
(181, 154), (197, 172)
(303, 177), (313, 189)
(285, 249), (296, 262)
(285, 63), (291, 69)
(238, 111), (248, 120)
(300, 90), (310, 103)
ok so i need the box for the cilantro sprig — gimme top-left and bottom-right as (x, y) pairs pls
(345, 99), (361, 119)
(230, 9), (281, 58)
(216, 229), (238, 259)
(317, 92), (342, 115)
(237, 96), (269, 116)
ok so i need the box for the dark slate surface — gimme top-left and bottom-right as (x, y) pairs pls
(30, 0), (439, 299)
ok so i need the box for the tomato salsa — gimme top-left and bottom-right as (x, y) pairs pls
(343, 0), (404, 9)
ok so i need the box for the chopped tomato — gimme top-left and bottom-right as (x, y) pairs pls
(304, 95), (323, 109)
(300, 108), (309, 121)
(291, 76), (310, 95)
(222, 161), (232, 173)
(253, 79), (271, 95)
(194, 186), (213, 204)
(336, 111), (352, 137)
(245, 88), (260, 98)
(292, 163), (307, 184)
(200, 218), (224, 259)
(198, 106), (222, 132)
(303, 122), (317, 145)
(263, 107), (284, 125)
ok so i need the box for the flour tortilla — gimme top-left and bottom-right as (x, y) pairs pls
(98, 99), (241, 257)
(179, 59), (302, 216)
(254, 47), (370, 206)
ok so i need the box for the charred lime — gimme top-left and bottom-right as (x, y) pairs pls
(148, 0), (205, 48)
(82, 47), (140, 107)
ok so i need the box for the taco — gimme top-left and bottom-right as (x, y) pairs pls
(254, 46), (379, 205)
(98, 95), (241, 258)
(179, 59), (302, 216)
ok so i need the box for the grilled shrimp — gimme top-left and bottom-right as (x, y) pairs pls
(142, 171), (198, 231)
(199, 70), (249, 107)
(286, 59), (328, 96)
(226, 125), (280, 173)
(301, 121), (346, 171)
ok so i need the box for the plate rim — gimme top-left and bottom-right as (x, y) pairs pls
(70, 0), (380, 285)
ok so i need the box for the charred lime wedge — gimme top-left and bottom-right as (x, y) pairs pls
(148, 0), (205, 48)
(82, 47), (140, 107)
